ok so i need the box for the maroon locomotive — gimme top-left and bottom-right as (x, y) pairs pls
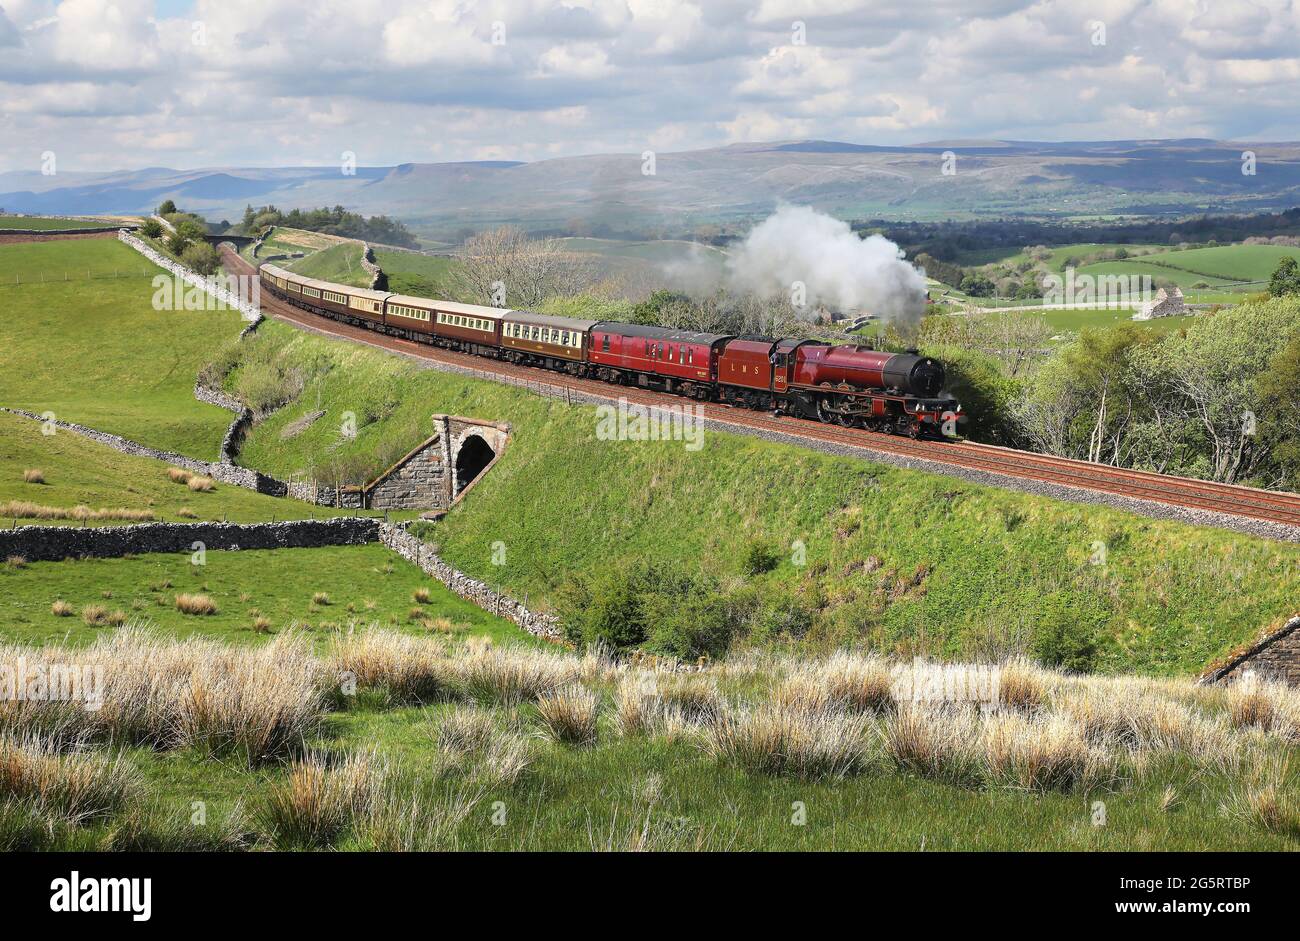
(260, 263), (960, 438)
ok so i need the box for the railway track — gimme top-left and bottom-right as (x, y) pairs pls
(223, 247), (1300, 531)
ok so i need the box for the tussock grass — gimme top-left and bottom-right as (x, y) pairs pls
(412, 587), (431, 604)
(331, 629), (454, 703)
(981, 711), (1111, 792)
(185, 476), (215, 493)
(5, 555), (26, 569)
(704, 703), (875, 779)
(614, 674), (696, 741)
(312, 592), (331, 606)
(50, 600), (74, 617)
(258, 751), (386, 849)
(22, 469), (44, 484)
(1223, 753), (1300, 839)
(998, 657), (1049, 711)
(80, 604), (108, 626)
(174, 593), (217, 616)
(776, 652), (895, 715)
(0, 734), (138, 824)
(106, 801), (251, 852)
(1226, 678), (1300, 741)
(167, 468), (191, 484)
(535, 685), (599, 745)
(454, 644), (583, 707)
(0, 628), (329, 763)
(883, 705), (983, 786)
(358, 777), (484, 852)
(0, 500), (154, 522)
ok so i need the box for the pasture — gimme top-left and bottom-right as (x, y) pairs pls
(373, 249), (457, 297)
(0, 216), (109, 231)
(0, 545), (524, 647)
(0, 411), (331, 527)
(0, 238), (244, 458)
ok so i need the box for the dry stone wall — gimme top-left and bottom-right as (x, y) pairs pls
(117, 229), (262, 323)
(379, 523), (562, 641)
(0, 517), (378, 563)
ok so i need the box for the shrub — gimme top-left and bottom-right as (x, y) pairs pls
(739, 539), (780, 576)
(22, 469), (44, 484)
(1030, 602), (1101, 673)
(174, 594), (217, 616)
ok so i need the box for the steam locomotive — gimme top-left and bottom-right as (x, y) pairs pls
(259, 263), (961, 438)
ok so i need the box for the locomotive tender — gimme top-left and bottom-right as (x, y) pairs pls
(259, 263), (960, 437)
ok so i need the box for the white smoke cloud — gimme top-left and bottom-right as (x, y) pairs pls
(723, 205), (928, 322)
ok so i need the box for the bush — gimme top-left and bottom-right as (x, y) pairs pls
(139, 218), (163, 239)
(739, 539), (780, 576)
(559, 561), (742, 659)
(1030, 593), (1103, 672)
(181, 241), (221, 277)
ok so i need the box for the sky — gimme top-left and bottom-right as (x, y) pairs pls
(0, 0), (1297, 173)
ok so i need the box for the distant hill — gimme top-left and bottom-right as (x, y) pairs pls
(3, 139), (1299, 240)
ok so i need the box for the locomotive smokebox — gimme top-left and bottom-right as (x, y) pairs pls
(883, 353), (946, 396)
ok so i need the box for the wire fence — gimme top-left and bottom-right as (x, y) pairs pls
(2, 267), (157, 286)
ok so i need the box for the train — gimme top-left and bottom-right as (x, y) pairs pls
(258, 263), (961, 437)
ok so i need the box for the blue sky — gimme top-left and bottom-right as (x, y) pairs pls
(1, 0), (1297, 173)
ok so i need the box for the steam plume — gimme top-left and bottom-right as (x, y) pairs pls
(725, 205), (927, 321)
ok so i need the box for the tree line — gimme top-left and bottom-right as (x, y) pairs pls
(239, 205), (419, 248)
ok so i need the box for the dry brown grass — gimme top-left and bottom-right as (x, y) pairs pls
(330, 629), (454, 703)
(453, 644), (583, 707)
(176, 507), (198, 519)
(50, 600), (74, 618)
(998, 657), (1049, 711)
(186, 476), (215, 492)
(412, 587), (431, 604)
(312, 592), (331, 606)
(981, 711), (1110, 792)
(0, 628), (330, 763)
(1223, 753), (1300, 838)
(251, 616), (272, 634)
(0, 501), (154, 522)
(174, 593), (217, 616)
(1225, 678), (1300, 741)
(882, 704), (982, 785)
(535, 685), (599, 745)
(0, 734), (139, 823)
(704, 703), (875, 779)
(22, 469), (44, 484)
(258, 751), (386, 849)
(4, 555), (25, 569)
(613, 674), (695, 741)
(167, 467), (191, 484)
(80, 604), (108, 626)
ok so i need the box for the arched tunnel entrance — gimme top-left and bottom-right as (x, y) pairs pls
(454, 434), (496, 496)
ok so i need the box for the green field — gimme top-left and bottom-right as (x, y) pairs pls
(0, 216), (112, 231)
(0, 238), (244, 458)
(286, 242), (372, 287)
(0, 411), (334, 527)
(0, 545), (527, 647)
(373, 249), (456, 297)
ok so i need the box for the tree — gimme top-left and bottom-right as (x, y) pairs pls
(453, 226), (594, 308)
(960, 272), (995, 297)
(1268, 256), (1300, 297)
(181, 242), (221, 277)
(157, 199), (177, 216)
(139, 218), (162, 239)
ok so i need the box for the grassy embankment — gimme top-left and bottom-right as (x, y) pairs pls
(214, 317), (1300, 677)
(372, 249), (456, 296)
(0, 216), (108, 231)
(286, 242), (373, 288)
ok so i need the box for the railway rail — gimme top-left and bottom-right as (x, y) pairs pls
(222, 246), (1300, 533)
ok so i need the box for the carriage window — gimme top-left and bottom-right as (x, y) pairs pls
(602, 334), (610, 352)
(688, 349), (694, 365)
